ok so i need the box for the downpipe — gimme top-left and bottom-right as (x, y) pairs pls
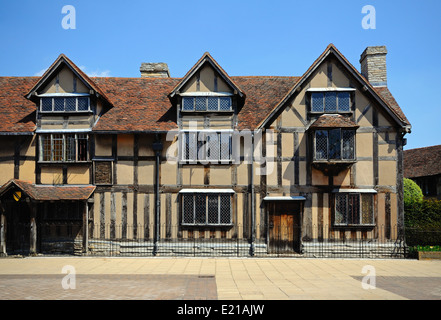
(153, 136), (163, 256)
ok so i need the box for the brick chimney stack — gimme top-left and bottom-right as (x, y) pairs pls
(360, 46), (387, 87)
(140, 63), (170, 78)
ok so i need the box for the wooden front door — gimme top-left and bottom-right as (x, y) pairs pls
(4, 200), (31, 255)
(268, 201), (301, 254)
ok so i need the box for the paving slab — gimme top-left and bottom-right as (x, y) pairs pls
(0, 257), (440, 300)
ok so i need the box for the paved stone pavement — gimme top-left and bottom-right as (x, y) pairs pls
(0, 256), (440, 300)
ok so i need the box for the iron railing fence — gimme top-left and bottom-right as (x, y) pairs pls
(405, 227), (441, 247)
(2, 222), (440, 258)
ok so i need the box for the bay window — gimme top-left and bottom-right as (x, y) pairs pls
(314, 129), (355, 161)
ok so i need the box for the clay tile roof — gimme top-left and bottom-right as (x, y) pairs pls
(404, 145), (441, 178)
(0, 46), (410, 134)
(232, 76), (300, 130)
(373, 86), (410, 126)
(0, 77), (38, 133)
(0, 179), (95, 201)
(309, 114), (359, 129)
(90, 75), (298, 132)
(91, 77), (181, 132)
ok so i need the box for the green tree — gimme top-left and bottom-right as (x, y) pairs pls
(404, 178), (423, 207)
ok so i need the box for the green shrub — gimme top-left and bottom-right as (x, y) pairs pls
(404, 178), (423, 207)
(405, 198), (441, 229)
(405, 197), (441, 248)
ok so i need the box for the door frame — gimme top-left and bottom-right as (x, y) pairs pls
(265, 199), (304, 254)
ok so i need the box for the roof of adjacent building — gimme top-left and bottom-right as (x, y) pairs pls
(0, 179), (96, 201)
(0, 45), (410, 134)
(404, 145), (441, 178)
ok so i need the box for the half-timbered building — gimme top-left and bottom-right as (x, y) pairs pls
(0, 44), (411, 257)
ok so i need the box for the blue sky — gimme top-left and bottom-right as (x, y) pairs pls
(0, 0), (440, 150)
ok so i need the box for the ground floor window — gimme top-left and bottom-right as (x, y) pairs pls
(334, 193), (374, 226)
(181, 192), (233, 226)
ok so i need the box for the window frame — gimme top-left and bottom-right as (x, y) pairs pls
(181, 192), (234, 226)
(181, 96), (233, 112)
(38, 133), (89, 163)
(333, 192), (375, 227)
(313, 128), (356, 162)
(39, 96), (91, 113)
(309, 91), (353, 114)
(180, 130), (233, 164)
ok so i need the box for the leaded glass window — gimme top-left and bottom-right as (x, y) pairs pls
(40, 97), (90, 112)
(342, 130), (355, 160)
(324, 92), (337, 112)
(54, 98), (65, 112)
(315, 130), (328, 160)
(195, 97), (206, 111)
(65, 98), (76, 112)
(41, 98), (53, 112)
(65, 135), (76, 162)
(334, 193), (374, 226)
(328, 129), (341, 160)
(181, 193), (232, 225)
(182, 97), (194, 111)
(310, 91), (352, 113)
(207, 97), (219, 111)
(314, 129), (355, 161)
(181, 131), (232, 163)
(181, 96), (232, 112)
(311, 93), (324, 112)
(39, 134), (89, 162)
(219, 97), (232, 111)
(337, 92), (350, 112)
(52, 134), (63, 161)
(77, 97), (89, 111)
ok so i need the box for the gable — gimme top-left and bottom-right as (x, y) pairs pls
(180, 62), (234, 94)
(39, 65), (89, 95)
(169, 52), (244, 101)
(268, 55), (399, 130)
(25, 54), (111, 107)
(258, 44), (410, 130)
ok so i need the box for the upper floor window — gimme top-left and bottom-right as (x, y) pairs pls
(314, 129), (355, 161)
(39, 133), (88, 162)
(181, 131), (232, 164)
(182, 96), (232, 112)
(40, 96), (90, 113)
(310, 91), (352, 113)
